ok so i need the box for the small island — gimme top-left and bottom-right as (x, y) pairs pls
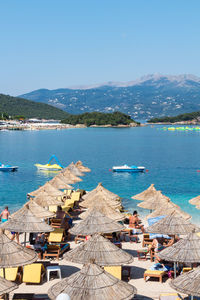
(61, 111), (139, 127)
(148, 111), (200, 124)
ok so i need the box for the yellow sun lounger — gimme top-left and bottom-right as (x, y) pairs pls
(62, 199), (75, 212)
(159, 293), (181, 300)
(104, 266), (121, 280)
(64, 189), (73, 197)
(0, 267), (21, 282)
(48, 228), (65, 243)
(144, 270), (166, 283)
(49, 205), (58, 213)
(71, 192), (81, 201)
(22, 263), (45, 284)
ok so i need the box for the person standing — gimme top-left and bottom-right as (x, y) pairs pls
(0, 206), (10, 223)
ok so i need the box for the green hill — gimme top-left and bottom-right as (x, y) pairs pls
(61, 111), (137, 126)
(148, 111), (200, 123)
(0, 94), (69, 120)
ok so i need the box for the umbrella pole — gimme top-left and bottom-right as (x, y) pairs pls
(174, 262), (176, 278)
(3, 269), (8, 300)
(191, 296), (193, 300)
(24, 232), (26, 246)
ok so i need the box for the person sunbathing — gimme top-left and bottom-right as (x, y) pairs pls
(129, 210), (145, 233)
(148, 237), (165, 263)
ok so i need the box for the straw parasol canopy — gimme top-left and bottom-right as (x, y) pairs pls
(80, 192), (121, 210)
(1, 205), (54, 233)
(137, 191), (170, 210)
(70, 210), (125, 235)
(28, 182), (64, 197)
(64, 233), (133, 265)
(0, 229), (37, 267)
(24, 200), (55, 219)
(67, 162), (85, 177)
(82, 183), (120, 202)
(55, 173), (77, 185)
(49, 176), (73, 190)
(34, 191), (63, 207)
(48, 262), (136, 300)
(80, 201), (125, 221)
(0, 276), (17, 295)
(60, 169), (82, 183)
(146, 212), (196, 235)
(170, 267), (200, 297)
(132, 184), (159, 201)
(146, 201), (191, 220)
(75, 160), (91, 172)
(159, 232), (200, 263)
(189, 195), (200, 206)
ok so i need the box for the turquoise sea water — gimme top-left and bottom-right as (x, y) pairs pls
(0, 126), (200, 224)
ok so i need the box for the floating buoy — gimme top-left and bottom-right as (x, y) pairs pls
(197, 170), (200, 172)
(109, 169), (112, 172)
(146, 169), (149, 172)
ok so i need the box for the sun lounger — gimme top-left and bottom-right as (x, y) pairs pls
(48, 205), (58, 213)
(48, 228), (65, 243)
(104, 266), (122, 280)
(0, 267), (22, 282)
(43, 243), (70, 260)
(71, 191), (81, 202)
(22, 263), (45, 284)
(75, 234), (86, 244)
(182, 267), (192, 273)
(144, 270), (166, 283)
(13, 293), (35, 299)
(159, 293), (181, 300)
(142, 233), (153, 247)
(61, 199), (75, 212)
(50, 218), (62, 228)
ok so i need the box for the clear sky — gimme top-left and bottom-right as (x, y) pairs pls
(0, 0), (200, 95)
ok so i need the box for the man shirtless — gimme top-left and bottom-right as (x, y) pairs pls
(0, 206), (10, 223)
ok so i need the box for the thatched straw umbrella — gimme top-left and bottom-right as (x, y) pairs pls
(137, 191), (170, 211)
(68, 162), (85, 177)
(146, 212), (196, 235)
(132, 184), (159, 201)
(75, 160), (91, 172)
(28, 182), (64, 197)
(146, 201), (191, 220)
(170, 267), (200, 299)
(159, 232), (200, 263)
(25, 200), (55, 219)
(0, 229), (37, 268)
(1, 205), (54, 244)
(159, 232), (200, 277)
(80, 193), (121, 210)
(49, 176), (73, 190)
(80, 201), (125, 221)
(70, 210), (125, 236)
(48, 262), (136, 300)
(64, 233), (133, 265)
(60, 169), (82, 183)
(55, 173), (77, 185)
(82, 183), (120, 202)
(0, 276), (17, 296)
(189, 195), (200, 206)
(34, 191), (63, 207)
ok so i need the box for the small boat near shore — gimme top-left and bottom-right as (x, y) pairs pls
(35, 155), (64, 171)
(0, 163), (18, 172)
(112, 164), (145, 172)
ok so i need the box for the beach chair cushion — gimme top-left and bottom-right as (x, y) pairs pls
(48, 205), (58, 213)
(0, 267), (18, 281)
(144, 270), (165, 275)
(159, 293), (181, 300)
(104, 266), (121, 280)
(23, 263), (45, 284)
(71, 192), (81, 201)
(49, 228), (64, 243)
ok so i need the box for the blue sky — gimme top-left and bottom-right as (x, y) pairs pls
(0, 0), (200, 95)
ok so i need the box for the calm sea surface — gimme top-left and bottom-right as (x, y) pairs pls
(0, 126), (200, 224)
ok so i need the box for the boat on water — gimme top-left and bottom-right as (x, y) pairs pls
(35, 155), (64, 171)
(0, 163), (18, 172)
(112, 164), (145, 172)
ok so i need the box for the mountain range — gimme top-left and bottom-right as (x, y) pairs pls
(19, 74), (200, 120)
